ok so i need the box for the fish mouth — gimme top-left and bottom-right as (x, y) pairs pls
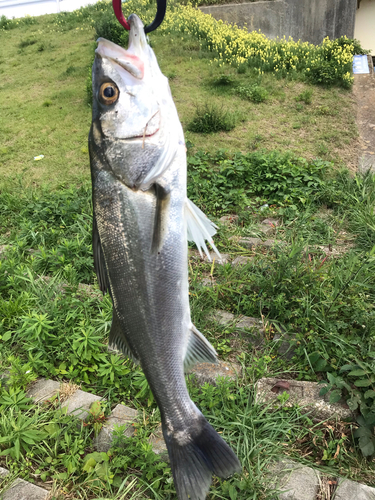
(115, 109), (160, 141)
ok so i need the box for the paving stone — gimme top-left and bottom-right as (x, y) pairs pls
(273, 331), (296, 361)
(188, 360), (240, 385)
(76, 283), (103, 301)
(62, 389), (102, 421)
(262, 239), (278, 248)
(236, 316), (263, 331)
(256, 378), (353, 420)
(210, 309), (236, 325)
(188, 248), (204, 260)
(201, 277), (214, 287)
(269, 459), (320, 500)
(231, 255), (253, 267)
(238, 237), (262, 249)
(235, 237), (279, 250)
(26, 378), (60, 403)
(210, 309), (264, 339)
(148, 424), (169, 461)
(0, 370), (10, 389)
(334, 478), (375, 500)
(261, 218), (280, 227)
(0, 467), (9, 477)
(257, 224), (275, 236)
(205, 252), (230, 264)
(94, 404), (138, 452)
(0, 245), (9, 258)
(219, 214), (238, 225)
(1, 478), (48, 500)
(188, 249), (230, 265)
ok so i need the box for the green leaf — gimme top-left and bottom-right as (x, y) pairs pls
(348, 369), (368, 377)
(354, 426), (372, 438)
(347, 396), (360, 411)
(315, 358), (328, 371)
(44, 423), (60, 437)
(2, 331), (12, 342)
(83, 457), (97, 473)
(359, 436), (375, 457)
(329, 390), (341, 404)
(319, 386), (330, 397)
(339, 364), (357, 372)
(84, 452), (104, 465)
(354, 379), (372, 387)
(95, 461), (110, 481)
(14, 438), (20, 460)
(229, 485), (237, 500)
(364, 390), (375, 400)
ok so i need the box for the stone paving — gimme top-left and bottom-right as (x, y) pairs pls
(0, 467), (48, 500)
(94, 404), (138, 452)
(2, 226), (374, 499)
(256, 377), (353, 421)
(2, 353), (375, 498)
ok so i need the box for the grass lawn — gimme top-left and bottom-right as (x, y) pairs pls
(0, 2), (375, 499)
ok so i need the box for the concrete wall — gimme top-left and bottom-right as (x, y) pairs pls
(0, 0), (102, 19)
(355, 0), (375, 54)
(200, 0), (357, 45)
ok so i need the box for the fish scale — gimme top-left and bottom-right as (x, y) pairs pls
(89, 13), (240, 500)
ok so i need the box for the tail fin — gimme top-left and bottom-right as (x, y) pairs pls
(163, 413), (241, 500)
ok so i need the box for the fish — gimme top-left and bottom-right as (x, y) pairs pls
(88, 14), (241, 500)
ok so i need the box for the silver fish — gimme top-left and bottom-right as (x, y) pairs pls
(88, 14), (241, 499)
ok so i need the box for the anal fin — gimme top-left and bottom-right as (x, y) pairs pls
(108, 309), (139, 365)
(184, 324), (218, 372)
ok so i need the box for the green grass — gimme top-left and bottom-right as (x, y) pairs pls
(0, 3), (359, 189)
(0, 2), (374, 499)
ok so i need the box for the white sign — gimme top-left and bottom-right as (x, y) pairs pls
(353, 55), (370, 74)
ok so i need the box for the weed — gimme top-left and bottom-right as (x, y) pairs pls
(188, 103), (237, 133)
(42, 100), (52, 107)
(18, 39), (37, 49)
(237, 64), (247, 74)
(213, 74), (235, 86)
(296, 89), (313, 104)
(93, 11), (130, 47)
(236, 84), (268, 103)
(166, 70), (177, 79)
(187, 150), (329, 213)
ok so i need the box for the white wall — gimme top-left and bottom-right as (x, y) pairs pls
(355, 0), (375, 54)
(0, 0), (104, 19)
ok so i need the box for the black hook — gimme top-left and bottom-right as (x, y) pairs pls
(112, 0), (167, 34)
(145, 0), (167, 34)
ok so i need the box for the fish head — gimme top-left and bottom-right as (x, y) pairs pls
(90, 14), (180, 188)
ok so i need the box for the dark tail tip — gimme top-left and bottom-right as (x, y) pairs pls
(163, 416), (241, 500)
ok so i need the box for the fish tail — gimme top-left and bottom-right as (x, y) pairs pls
(163, 413), (241, 500)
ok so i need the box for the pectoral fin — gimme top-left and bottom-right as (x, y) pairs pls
(93, 214), (109, 295)
(185, 199), (221, 261)
(183, 324), (218, 372)
(151, 184), (170, 254)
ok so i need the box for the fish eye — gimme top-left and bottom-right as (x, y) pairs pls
(99, 82), (119, 105)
